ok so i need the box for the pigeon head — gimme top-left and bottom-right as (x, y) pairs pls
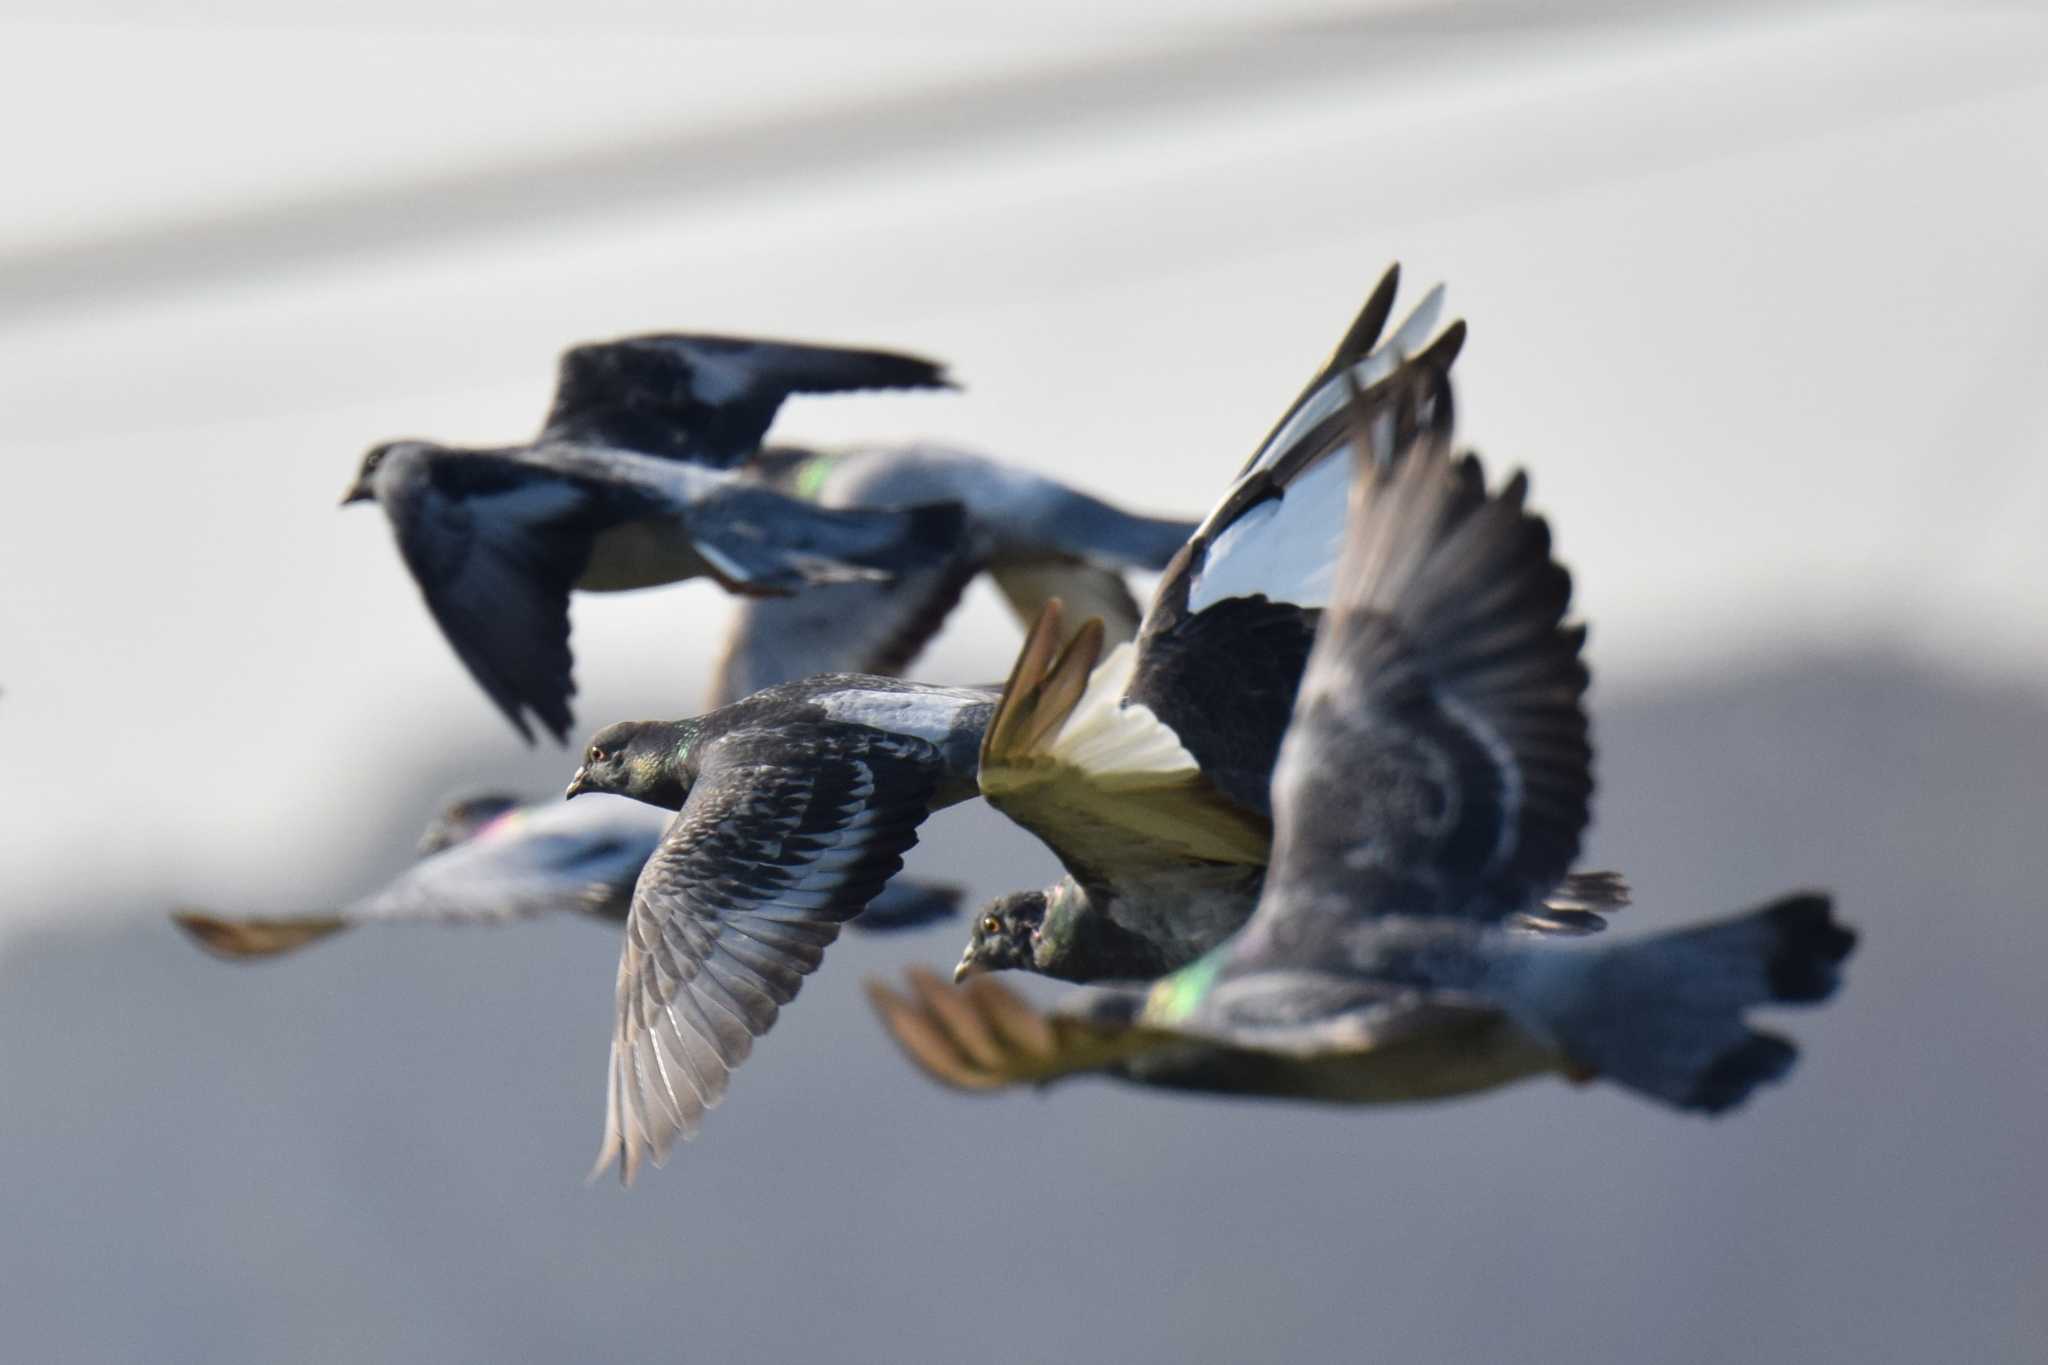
(566, 720), (693, 809)
(342, 440), (427, 505)
(417, 791), (523, 856)
(953, 889), (1048, 982)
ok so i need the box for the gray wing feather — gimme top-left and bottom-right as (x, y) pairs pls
(708, 557), (979, 706)
(350, 798), (664, 926)
(597, 727), (944, 1182)
(1246, 433), (1590, 950)
(542, 335), (952, 468)
(385, 470), (593, 743)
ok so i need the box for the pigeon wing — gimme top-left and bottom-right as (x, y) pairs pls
(170, 800), (663, 960)
(707, 553), (981, 706)
(542, 334), (952, 468)
(977, 601), (1271, 899)
(1246, 431), (1592, 950)
(385, 456), (602, 744)
(595, 725), (945, 1183)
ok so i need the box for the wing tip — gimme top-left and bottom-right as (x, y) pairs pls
(169, 911), (348, 961)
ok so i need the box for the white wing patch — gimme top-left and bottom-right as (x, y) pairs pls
(1185, 444), (1349, 616)
(1184, 284), (1447, 618)
(1036, 642), (1202, 785)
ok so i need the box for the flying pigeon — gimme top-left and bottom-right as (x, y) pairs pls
(872, 416), (1853, 1115)
(537, 334), (1198, 705)
(563, 674), (1000, 1182)
(172, 790), (961, 961)
(342, 433), (965, 744)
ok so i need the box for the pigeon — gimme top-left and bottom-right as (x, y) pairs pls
(538, 335), (1198, 705)
(707, 444), (1198, 706)
(342, 433), (966, 744)
(949, 267), (1618, 986)
(562, 674), (1000, 1181)
(173, 790), (960, 961)
(872, 416), (1853, 1115)
(539, 333), (953, 468)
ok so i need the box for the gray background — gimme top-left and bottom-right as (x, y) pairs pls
(2, 4), (2043, 1361)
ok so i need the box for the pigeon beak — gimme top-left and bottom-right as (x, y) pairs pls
(340, 481), (371, 506)
(564, 768), (588, 800)
(952, 952), (986, 985)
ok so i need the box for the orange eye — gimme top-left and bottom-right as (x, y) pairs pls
(589, 747), (607, 763)
(979, 915), (1001, 936)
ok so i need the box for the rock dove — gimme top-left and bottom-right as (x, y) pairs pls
(872, 415), (1853, 1115)
(172, 790), (961, 961)
(707, 444), (1198, 706)
(950, 267), (1620, 986)
(562, 674), (1000, 1182)
(538, 334), (1198, 705)
(342, 433), (965, 745)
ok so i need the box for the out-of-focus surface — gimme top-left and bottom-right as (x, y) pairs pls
(1, 3), (2042, 1361)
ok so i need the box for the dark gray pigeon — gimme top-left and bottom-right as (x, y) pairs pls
(540, 332), (952, 468)
(873, 418), (1853, 1116)
(343, 434), (964, 744)
(562, 674), (1000, 1182)
(708, 444), (1197, 705)
(173, 790), (959, 961)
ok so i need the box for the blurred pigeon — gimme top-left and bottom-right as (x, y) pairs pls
(342, 435), (965, 744)
(540, 333), (952, 467)
(563, 674), (999, 1181)
(874, 421), (1853, 1115)
(173, 791), (960, 962)
(949, 268), (1615, 986)
(708, 445), (1197, 706)
(542, 334), (1196, 705)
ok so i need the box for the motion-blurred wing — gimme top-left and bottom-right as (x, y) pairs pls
(596, 727), (943, 1182)
(867, 968), (1166, 1091)
(708, 554), (981, 706)
(170, 799), (665, 961)
(1248, 431), (1591, 947)
(536, 443), (968, 595)
(869, 967), (1499, 1100)
(386, 457), (600, 744)
(542, 334), (952, 468)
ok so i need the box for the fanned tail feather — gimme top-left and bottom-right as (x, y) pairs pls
(1523, 892), (1855, 1112)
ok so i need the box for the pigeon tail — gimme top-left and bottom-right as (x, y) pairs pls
(1514, 892), (1854, 1113)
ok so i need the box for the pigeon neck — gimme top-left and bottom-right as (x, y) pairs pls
(1033, 883), (1176, 985)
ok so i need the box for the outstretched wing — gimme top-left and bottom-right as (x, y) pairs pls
(867, 967), (1515, 1101)
(542, 334), (952, 468)
(867, 968), (1167, 1090)
(977, 601), (1271, 897)
(386, 456), (605, 744)
(1148, 267), (1463, 634)
(171, 799), (665, 961)
(1121, 270), (1463, 811)
(596, 726), (944, 1183)
(1243, 430), (1592, 955)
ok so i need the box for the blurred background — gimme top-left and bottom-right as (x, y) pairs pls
(2, 2), (2044, 1361)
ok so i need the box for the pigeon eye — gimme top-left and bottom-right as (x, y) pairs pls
(980, 915), (1001, 936)
(589, 746), (608, 764)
